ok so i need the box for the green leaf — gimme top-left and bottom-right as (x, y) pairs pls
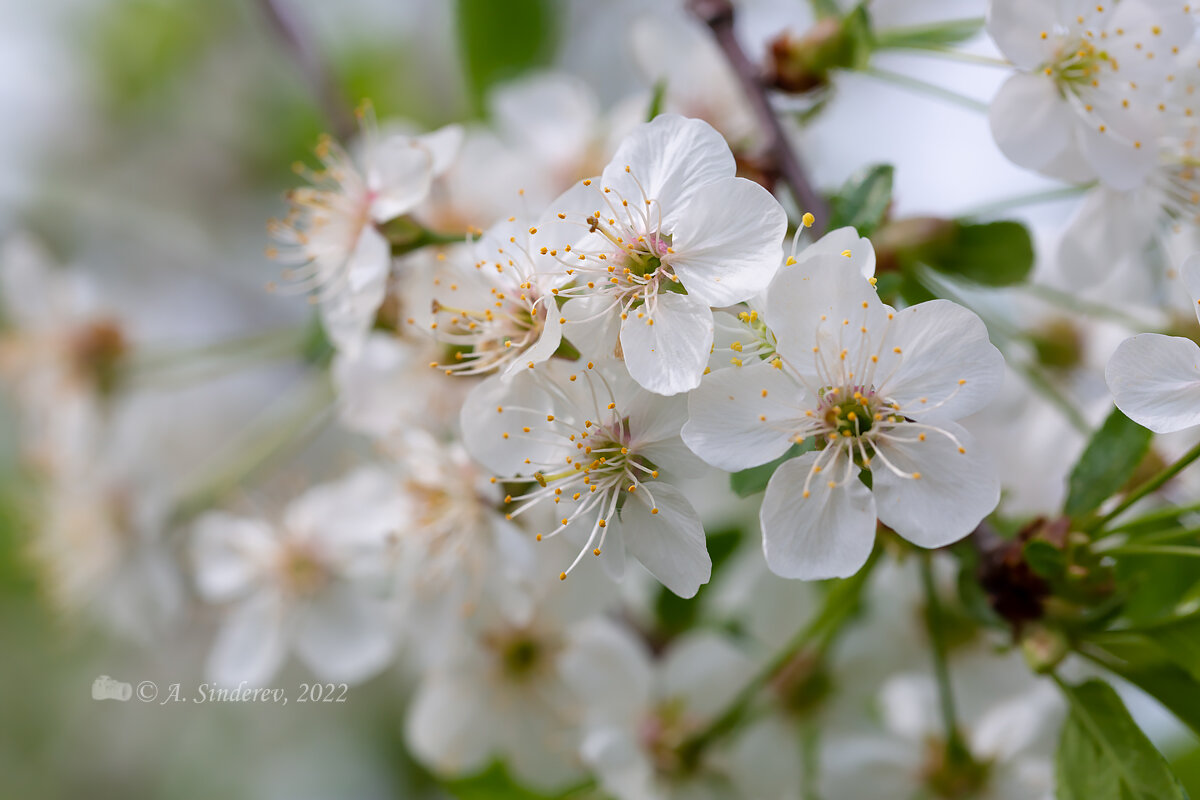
(923, 220), (1034, 287)
(1119, 614), (1200, 683)
(730, 441), (815, 498)
(443, 763), (581, 799)
(646, 79), (667, 122)
(873, 17), (986, 50)
(1084, 639), (1200, 738)
(827, 164), (894, 236)
(1064, 408), (1154, 518)
(1024, 539), (1066, 579)
(455, 0), (558, 115)
(1056, 679), (1189, 800)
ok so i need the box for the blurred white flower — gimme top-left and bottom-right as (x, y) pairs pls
(683, 237), (1004, 579)
(534, 114), (787, 395)
(461, 359), (712, 597)
(987, 0), (1193, 189)
(268, 112), (462, 355)
(1106, 253), (1200, 432)
(191, 468), (401, 686)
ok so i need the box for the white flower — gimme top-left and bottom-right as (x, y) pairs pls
(987, 0), (1193, 189)
(682, 239), (1004, 580)
(267, 112), (462, 355)
(533, 114), (787, 395)
(422, 218), (566, 377)
(191, 469), (401, 686)
(460, 359), (712, 597)
(405, 564), (635, 792)
(822, 655), (1062, 800)
(1106, 253), (1200, 432)
(567, 631), (756, 800)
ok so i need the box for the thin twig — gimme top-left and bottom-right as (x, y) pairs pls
(258, 0), (357, 141)
(688, 0), (830, 233)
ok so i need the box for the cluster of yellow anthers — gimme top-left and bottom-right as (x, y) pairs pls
(769, 306), (970, 499)
(538, 170), (683, 326)
(486, 364), (665, 581)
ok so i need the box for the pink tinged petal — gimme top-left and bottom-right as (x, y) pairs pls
(872, 421), (1000, 548)
(206, 589), (288, 687)
(366, 138), (434, 221)
(682, 361), (809, 471)
(1181, 253), (1200, 327)
(759, 449), (877, 581)
(601, 114), (736, 225)
(415, 124), (464, 177)
(620, 292), (713, 396)
(192, 513), (276, 602)
(1076, 113), (1157, 191)
(881, 300), (1006, 422)
(989, 73), (1074, 174)
(1106, 334), (1200, 433)
(791, 226), (876, 279)
(618, 482), (711, 598)
(986, 0), (1060, 68)
(318, 226), (391, 356)
(292, 583), (395, 684)
(669, 177), (788, 307)
(405, 673), (496, 776)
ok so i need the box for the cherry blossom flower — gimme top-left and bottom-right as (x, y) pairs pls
(533, 114), (787, 395)
(988, 0), (1193, 189)
(460, 359), (711, 597)
(191, 469), (401, 686)
(683, 239), (1004, 579)
(267, 110), (462, 355)
(1106, 253), (1200, 432)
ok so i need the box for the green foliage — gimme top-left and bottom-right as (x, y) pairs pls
(922, 220), (1035, 287)
(827, 165), (894, 236)
(1056, 679), (1188, 800)
(873, 18), (986, 50)
(730, 441), (816, 498)
(655, 527), (744, 636)
(646, 80), (667, 122)
(456, 0), (559, 115)
(86, 0), (226, 113)
(443, 762), (587, 799)
(1064, 408), (1154, 519)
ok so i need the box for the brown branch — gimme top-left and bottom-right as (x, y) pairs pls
(688, 0), (830, 234)
(258, 0), (357, 142)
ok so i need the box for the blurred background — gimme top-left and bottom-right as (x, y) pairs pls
(2, 0), (1197, 797)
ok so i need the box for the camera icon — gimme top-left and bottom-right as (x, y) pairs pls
(91, 675), (132, 701)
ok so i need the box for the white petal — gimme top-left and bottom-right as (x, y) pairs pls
(293, 583), (395, 684)
(760, 449), (877, 580)
(1058, 187), (1152, 284)
(793, 226), (875, 279)
(500, 306), (563, 380)
(669, 177), (787, 307)
(881, 300), (1005, 422)
(191, 512), (275, 602)
(560, 618), (653, 727)
(405, 672), (495, 776)
(460, 370), (566, 475)
(872, 422), (999, 548)
(601, 114), (735, 225)
(1076, 114), (1156, 191)
(989, 73), (1073, 173)
(658, 632), (754, 718)
(878, 673), (941, 740)
(1106, 334), (1200, 433)
(207, 589), (288, 687)
(559, 294), (623, 363)
(620, 292), (713, 396)
(986, 0), (1059, 68)
(618, 482), (711, 598)
(318, 226), (391, 356)
(366, 138), (434, 221)
(580, 728), (657, 800)
(682, 360), (808, 471)
(415, 124), (464, 177)
(971, 684), (1062, 762)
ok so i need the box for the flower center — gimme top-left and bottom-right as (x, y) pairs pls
(1045, 38), (1110, 92)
